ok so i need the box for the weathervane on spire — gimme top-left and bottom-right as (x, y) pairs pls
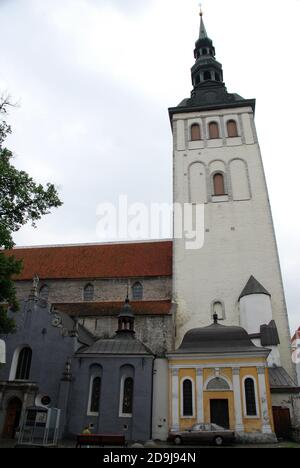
(199, 3), (203, 17)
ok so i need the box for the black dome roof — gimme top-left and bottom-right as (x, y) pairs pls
(177, 323), (262, 354)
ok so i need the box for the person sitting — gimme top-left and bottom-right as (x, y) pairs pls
(82, 424), (94, 435)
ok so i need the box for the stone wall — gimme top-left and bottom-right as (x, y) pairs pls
(15, 276), (172, 303)
(81, 314), (174, 356)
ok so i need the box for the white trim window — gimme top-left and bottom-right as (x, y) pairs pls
(119, 376), (134, 418)
(181, 378), (195, 418)
(87, 375), (101, 416)
(242, 376), (260, 418)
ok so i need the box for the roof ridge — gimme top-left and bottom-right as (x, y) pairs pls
(9, 239), (173, 250)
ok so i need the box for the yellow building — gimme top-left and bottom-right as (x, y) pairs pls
(167, 315), (277, 443)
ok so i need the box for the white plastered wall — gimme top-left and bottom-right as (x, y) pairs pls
(152, 358), (169, 440)
(240, 294), (273, 335)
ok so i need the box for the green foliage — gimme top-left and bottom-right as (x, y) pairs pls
(0, 253), (22, 334)
(0, 94), (62, 334)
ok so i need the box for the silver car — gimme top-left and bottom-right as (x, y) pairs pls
(169, 423), (235, 446)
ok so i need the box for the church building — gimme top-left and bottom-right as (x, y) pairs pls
(0, 11), (299, 444)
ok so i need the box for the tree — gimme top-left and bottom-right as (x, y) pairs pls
(0, 94), (62, 334)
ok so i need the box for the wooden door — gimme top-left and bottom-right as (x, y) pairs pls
(2, 397), (22, 439)
(210, 399), (230, 429)
(272, 406), (291, 440)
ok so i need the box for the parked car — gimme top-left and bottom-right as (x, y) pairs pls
(168, 423), (235, 446)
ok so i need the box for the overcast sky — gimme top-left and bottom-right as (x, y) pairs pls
(0, 0), (299, 334)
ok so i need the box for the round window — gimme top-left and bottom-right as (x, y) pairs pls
(41, 396), (51, 406)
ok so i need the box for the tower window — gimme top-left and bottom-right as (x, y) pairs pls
(132, 282), (143, 300)
(227, 120), (238, 137)
(190, 124), (201, 141)
(203, 71), (212, 81)
(244, 378), (257, 416)
(215, 72), (221, 82)
(202, 48), (208, 55)
(195, 75), (200, 85)
(84, 283), (94, 301)
(182, 379), (194, 417)
(209, 122), (220, 139)
(213, 173), (225, 196)
(15, 347), (32, 380)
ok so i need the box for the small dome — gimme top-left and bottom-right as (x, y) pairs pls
(178, 322), (257, 353)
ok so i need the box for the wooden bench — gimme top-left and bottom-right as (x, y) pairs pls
(76, 433), (126, 448)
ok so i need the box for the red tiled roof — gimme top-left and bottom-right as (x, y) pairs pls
(53, 301), (173, 317)
(291, 326), (300, 343)
(6, 241), (172, 280)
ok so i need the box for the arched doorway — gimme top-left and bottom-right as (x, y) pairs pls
(2, 397), (22, 439)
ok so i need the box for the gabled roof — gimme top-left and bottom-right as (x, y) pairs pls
(239, 276), (271, 300)
(6, 240), (172, 280)
(268, 366), (300, 393)
(77, 337), (153, 356)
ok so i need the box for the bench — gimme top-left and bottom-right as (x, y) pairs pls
(76, 433), (126, 448)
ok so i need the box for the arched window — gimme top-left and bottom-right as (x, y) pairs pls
(227, 120), (238, 138)
(15, 347), (32, 380)
(212, 301), (225, 320)
(89, 376), (101, 415)
(132, 282), (143, 300)
(209, 122), (220, 139)
(191, 124), (201, 141)
(121, 377), (134, 416)
(202, 48), (208, 55)
(182, 379), (194, 417)
(213, 173), (225, 196)
(83, 284), (94, 302)
(244, 378), (257, 416)
(206, 377), (230, 391)
(195, 75), (200, 85)
(39, 285), (49, 301)
(203, 71), (212, 80)
(215, 72), (221, 82)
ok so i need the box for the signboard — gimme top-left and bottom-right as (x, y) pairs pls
(0, 339), (5, 364)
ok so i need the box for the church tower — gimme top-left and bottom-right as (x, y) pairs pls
(170, 11), (294, 378)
